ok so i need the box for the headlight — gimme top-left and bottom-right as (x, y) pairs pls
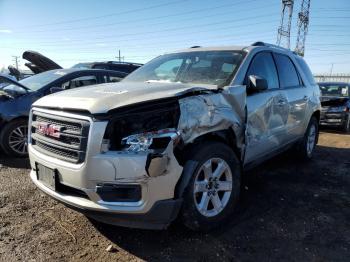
(121, 128), (179, 153)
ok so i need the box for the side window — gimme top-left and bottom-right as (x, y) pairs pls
(103, 75), (123, 83)
(274, 54), (300, 88)
(61, 75), (97, 89)
(246, 52), (279, 90)
(295, 57), (316, 85)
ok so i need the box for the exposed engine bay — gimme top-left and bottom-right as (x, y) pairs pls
(102, 98), (180, 151)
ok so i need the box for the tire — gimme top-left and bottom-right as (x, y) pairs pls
(0, 119), (29, 157)
(180, 141), (241, 231)
(343, 115), (350, 133)
(297, 116), (319, 160)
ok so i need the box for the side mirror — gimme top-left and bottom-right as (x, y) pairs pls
(248, 75), (268, 92)
(50, 86), (64, 94)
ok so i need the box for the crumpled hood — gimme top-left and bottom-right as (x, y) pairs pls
(33, 81), (216, 114)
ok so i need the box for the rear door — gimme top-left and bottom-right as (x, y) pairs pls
(273, 53), (307, 140)
(244, 52), (289, 164)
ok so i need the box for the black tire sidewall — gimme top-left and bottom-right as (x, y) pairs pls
(0, 119), (28, 157)
(301, 116), (319, 159)
(180, 141), (241, 231)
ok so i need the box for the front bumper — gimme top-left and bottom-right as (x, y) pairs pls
(28, 108), (184, 229)
(320, 111), (348, 126)
(30, 170), (182, 229)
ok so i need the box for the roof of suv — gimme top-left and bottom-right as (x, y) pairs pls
(171, 42), (298, 55)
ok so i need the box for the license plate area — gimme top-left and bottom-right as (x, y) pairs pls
(36, 163), (57, 191)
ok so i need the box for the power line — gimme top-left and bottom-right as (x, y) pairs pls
(11, 0), (188, 29)
(13, 0), (262, 34)
(0, 27), (279, 52)
(1, 14), (280, 47)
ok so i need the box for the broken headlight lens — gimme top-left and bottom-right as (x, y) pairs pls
(121, 128), (179, 153)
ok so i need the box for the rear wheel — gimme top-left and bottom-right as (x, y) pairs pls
(180, 142), (241, 231)
(297, 116), (319, 160)
(0, 119), (28, 157)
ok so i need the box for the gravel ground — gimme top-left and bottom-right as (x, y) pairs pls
(0, 130), (349, 261)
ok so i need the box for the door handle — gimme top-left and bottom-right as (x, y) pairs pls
(303, 95), (309, 101)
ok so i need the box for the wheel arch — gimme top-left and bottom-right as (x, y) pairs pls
(0, 116), (29, 135)
(174, 129), (242, 199)
(312, 110), (320, 123)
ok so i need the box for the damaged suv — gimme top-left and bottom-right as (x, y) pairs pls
(29, 42), (320, 231)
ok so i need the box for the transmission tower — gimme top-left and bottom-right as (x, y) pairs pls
(277, 0), (294, 49)
(295, 0), (311, 56)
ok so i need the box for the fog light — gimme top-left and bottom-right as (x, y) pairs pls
(96, 184), (141, 202)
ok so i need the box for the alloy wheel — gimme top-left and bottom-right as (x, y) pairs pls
(8, 125), (28, 155)
(193, 158), (233, 217)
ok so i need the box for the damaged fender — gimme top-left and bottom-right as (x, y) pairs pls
(177, 85), (247, 150)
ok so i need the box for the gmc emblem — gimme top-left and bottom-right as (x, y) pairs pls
(37, 122), (62, 138)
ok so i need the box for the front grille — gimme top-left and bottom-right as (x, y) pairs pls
(31, 110), (90, 163)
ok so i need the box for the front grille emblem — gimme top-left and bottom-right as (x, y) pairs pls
(37, 122), (63, 138)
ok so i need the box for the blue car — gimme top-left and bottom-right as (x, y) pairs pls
(0, 68), (127, 157)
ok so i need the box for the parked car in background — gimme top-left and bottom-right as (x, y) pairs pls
(29, 42), (320, 231)
(0, 68), (127, 157)
(319, 82), (350, 132)
(73, 61), (143, 75)
(20, 51), (142, 77)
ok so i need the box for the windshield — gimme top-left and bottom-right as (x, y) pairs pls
(123, 51), (244, 87)
(4, 70), (68, 92)
(319, 84), (349, 97)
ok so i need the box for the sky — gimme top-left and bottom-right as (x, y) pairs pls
(0, 0), (349, 74)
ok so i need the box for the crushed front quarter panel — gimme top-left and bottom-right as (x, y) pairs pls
(177, 85), (246, 150)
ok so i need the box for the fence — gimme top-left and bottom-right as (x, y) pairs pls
(314, 74), (350, 83)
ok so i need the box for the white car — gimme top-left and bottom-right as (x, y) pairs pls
(29, 42), (321, 231)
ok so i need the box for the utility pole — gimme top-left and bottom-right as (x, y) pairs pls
(277, 0), (294, 49)
(12, 55), (20, 70)
(116, 50), (125, 62)
(295, 0), (311, 56)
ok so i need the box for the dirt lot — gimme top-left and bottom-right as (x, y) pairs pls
(0, 130), (349, 261)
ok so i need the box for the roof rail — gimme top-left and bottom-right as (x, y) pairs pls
(251, 41), (292, 52)
(190, 45), (201, 48)
(105, 61), (143, 66)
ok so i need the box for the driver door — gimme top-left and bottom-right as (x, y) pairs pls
(244, 52), (289, 165)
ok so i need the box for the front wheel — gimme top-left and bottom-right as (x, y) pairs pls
(180, 142), (241, 231)
(0, 119), (29, 157)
